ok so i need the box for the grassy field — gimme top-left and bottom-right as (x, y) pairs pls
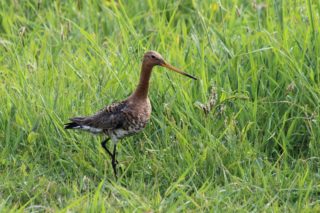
(1, 0), (320, 212)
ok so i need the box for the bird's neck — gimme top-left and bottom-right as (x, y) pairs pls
(131, 63), (153, 100)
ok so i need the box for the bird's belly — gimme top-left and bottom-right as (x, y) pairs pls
(110, 121), (147, 141)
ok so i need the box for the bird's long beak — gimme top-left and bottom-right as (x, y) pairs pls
(161, 62), (197, 80)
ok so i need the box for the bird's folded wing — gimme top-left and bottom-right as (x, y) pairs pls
(70, 101), (128, 130)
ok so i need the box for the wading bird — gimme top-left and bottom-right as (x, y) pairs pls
(65, 51), (197, 178)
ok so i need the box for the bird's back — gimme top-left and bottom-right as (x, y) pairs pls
(65, 98), (152, 142)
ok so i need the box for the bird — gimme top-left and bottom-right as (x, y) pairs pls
(64, 51), (197, 178)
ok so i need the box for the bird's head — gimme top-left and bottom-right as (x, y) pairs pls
(143, 50), (197, 80)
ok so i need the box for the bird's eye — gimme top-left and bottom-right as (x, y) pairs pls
(151, 55), (155, 59)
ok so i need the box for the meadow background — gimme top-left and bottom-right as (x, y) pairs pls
(0, 0), (319, 212)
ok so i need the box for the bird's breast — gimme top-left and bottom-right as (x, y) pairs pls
(126, 100), (151, 131)
(110, 98), (151, 141)
(128, 98), (151, 122)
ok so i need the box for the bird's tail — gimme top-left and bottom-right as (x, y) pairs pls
(64, 117), (102, 134)
(64, 122), (80, 129)
(64, 117), (85, 129)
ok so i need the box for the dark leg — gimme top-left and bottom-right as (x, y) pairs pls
(101, 138), (119, 164)
(101, 139), (119, 179)
(101, 138), (113, 157)
(111, 144), (117, 179)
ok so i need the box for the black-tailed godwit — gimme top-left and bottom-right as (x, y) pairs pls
(65, 51), (197, 178)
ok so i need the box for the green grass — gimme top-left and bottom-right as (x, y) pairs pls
(0, 0), (319, 212)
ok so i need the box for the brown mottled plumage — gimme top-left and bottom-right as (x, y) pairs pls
(65, 51), (197, 178)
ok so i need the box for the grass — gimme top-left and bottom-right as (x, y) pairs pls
(0, 0), (319, 212)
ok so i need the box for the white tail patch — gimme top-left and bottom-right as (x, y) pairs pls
(80, 125), (103, 133)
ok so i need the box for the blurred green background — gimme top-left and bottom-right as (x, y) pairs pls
(0, 0), (319, 212)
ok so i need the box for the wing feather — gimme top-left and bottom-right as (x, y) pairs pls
(69, 100), (128, 130)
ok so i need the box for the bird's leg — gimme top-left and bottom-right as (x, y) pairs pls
(101, 139), (120, 179)
(101, 138), (113, 157)
(101, 138), (119, 164)
(111, 144), (118, 179)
